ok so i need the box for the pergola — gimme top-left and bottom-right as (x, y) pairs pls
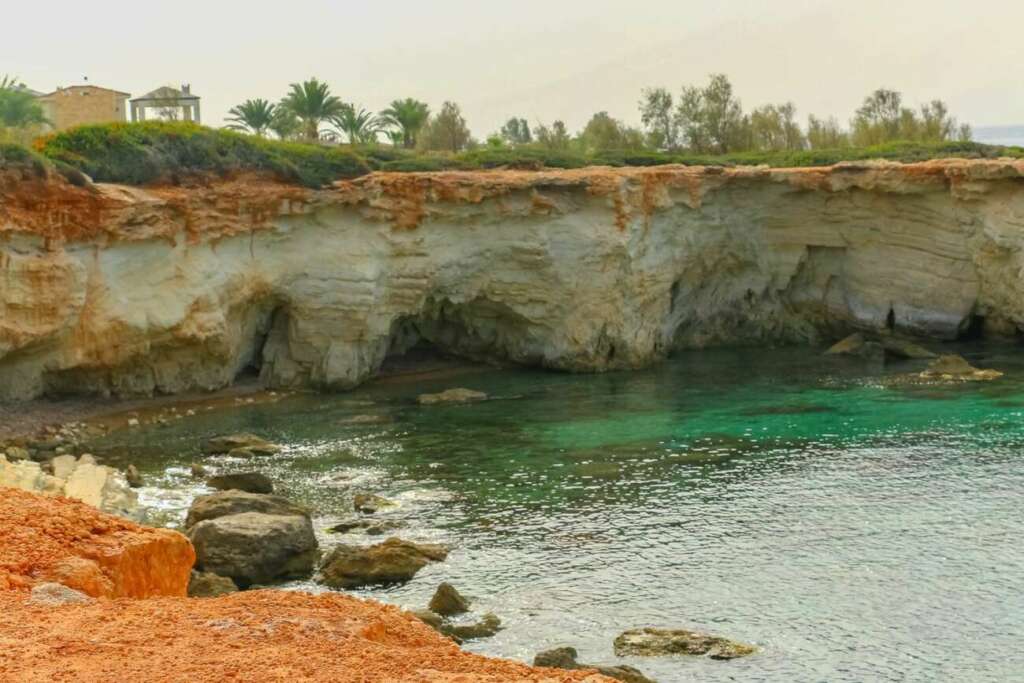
(130, 85), (201, 123)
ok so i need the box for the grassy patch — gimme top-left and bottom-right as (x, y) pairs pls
(10, 123), (1023, 190)
(36, 121), (368, 188)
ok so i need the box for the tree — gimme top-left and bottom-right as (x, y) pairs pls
(639, 87), (677, 150)
(500, 117), (532, 145)
(379, 98), (430, 149)
(806, 115), (849, 149)
(418, 101), (473, 152)
(749, 103), (805, 151)
(269, 108), (301, 141)
(577, 112), (644, 152)
(332, 104), (383, 144)
(851, 89), (903, 146)
(226, 98), (276, 137)
(0, 75), (48, 132)
(535, 120), (571, 150)
(281, 78), (345, 141)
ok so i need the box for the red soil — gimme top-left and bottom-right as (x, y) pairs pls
(0, 488), (611, 682)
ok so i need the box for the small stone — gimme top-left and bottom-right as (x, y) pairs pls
(5, 446), (30, 462)
(188, 570), (239, 598)
(417, 388), (488, 406)
(428, 582), (470, 616)
(354, 493), (395, 514)
(28, 583), (93, 607)
(207, 472), (274, 495)
(202, 434), (280, 456)
(125, 465), (144, 488)
(127, 418), (140, 427)
(328, 519), (405, 536)
(190, 463), (208, 478)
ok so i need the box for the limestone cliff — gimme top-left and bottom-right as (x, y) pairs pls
(1, 160), (1023, 400)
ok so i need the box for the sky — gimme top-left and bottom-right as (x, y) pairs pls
(4, 0), (1022, 136)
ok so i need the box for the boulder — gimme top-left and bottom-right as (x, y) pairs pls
(879, 336), (937, 360)
(5, 446), (30, 462)
(613, 628), (756, 660)
(185, 490), (309, 529)
(28, 582), (94, 607)
(429, 582), (470, 616)
(354, 493), (396, 514)
(0, 454), (137, 518)
(190, 463), (208, 478)
(319, 538), (449, 589)
(207, 472), (274, 495)
(417, 388), (488, 406)
(410, 608), (445, 632)
(201, 433), (281, 456)
(187, 570), (239, 598)
(825, 333), (884, 360)
(188, 512), (319, 588)
(533, 647), (655, 683)
(920, 355), (1003, 382)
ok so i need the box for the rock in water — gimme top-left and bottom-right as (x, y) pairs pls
(329, 518), (405, 536)
(190, 462), (208, 478)
(185, 490), (309, 529)
(417, 388), (488, 406)
(613, 627), (756, 660)
(533, 647), (656, 683)
(443, 613), (502, 641)
(201, 434), (281, 456)
(319, 538), (448, 589)
(920, 355), (1003, 382)
(187, 570), (239, 598)
(28, 582), (94, 607)
(879, 336), (937, 360)
(188, 512), (319, 588)
(125, 464), (143, 488)
(429, 582), (471, 616)
(410, 609), (444, 632)
(353, 493), (395, 514)
(207, 472), (274, 495)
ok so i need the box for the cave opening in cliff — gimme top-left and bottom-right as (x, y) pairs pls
(235, 304), (288, 383)
(959, 314), (987, 341)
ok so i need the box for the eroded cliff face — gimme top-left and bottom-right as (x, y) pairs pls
(1, 160), (1023, 400)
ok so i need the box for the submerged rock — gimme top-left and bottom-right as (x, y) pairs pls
(354, 493), (396, 514)
(329, 518), (405, 536)
(202, 434), (281, 456)
(207, 472), (274, 495)
(879, 336), (937, 360)
(919, 354), (1003, 382)
(827, 333), (936, 361)
(429, 582), (470, 616)
(410, 608), (445, 632)
(613, 627), (756, 660)
(319, 538), (449, 589)
(188, 512), (319, 588)
(190, 462), (208, 478)
(185, 490), (309, 529)
(339, 414), (393, 426)
(187, 570), (239, 598)
(125, 464), (143, 488)
(533, 647), (655, 683)
(417, 388), (489, 406)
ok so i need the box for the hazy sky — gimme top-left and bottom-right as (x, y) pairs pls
(5, 0), (1022, 135)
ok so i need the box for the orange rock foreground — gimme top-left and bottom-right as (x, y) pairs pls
(0, 488), (609, 682)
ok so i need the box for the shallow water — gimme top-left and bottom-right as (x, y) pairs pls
(86, 345), (1024, 682)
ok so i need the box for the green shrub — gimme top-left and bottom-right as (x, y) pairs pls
(0, 141), (50, 176)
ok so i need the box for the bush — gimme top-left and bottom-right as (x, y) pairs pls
(0, 142), (50, 176)
(37, 121), (369, 188)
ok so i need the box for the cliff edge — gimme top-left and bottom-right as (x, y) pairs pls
(1, 159), (1023, 399)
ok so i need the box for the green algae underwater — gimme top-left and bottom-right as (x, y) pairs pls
(85, 344), (1024, 682)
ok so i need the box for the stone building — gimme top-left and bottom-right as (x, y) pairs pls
(130, 85), (201, 123)
(35, 85), (131, 131)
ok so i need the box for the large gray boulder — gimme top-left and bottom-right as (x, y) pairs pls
(207, 472), (274, 495)
(188, 512), (319, 588)
(185, 490), (309, 528)
(319, 538), (448, 589)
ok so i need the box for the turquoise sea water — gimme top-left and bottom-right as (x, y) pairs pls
(86, 345), (1024, 682)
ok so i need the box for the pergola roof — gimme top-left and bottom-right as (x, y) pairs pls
(132, 86), (200, 103)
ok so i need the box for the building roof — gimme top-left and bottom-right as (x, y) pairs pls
(37, 84), (131, 99)
(131, 85), (200, 103)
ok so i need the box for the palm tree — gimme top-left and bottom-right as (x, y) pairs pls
(0, 75), (48, 129)
(331, 104), (383, 144)
(226, 98), (276, 137)
(269, 108), (301, 141)
(379, 98), (430, 149)
(280, 78), (345, 142)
